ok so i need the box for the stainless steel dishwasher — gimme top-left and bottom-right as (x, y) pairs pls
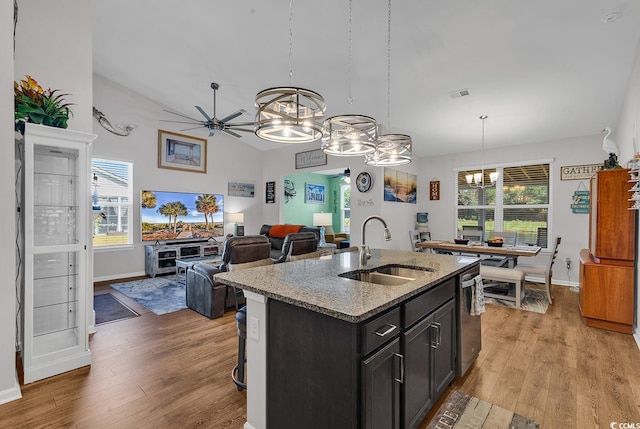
(457, 259), (482, 376)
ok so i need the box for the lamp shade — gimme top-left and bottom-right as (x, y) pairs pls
(313, 212), (332, 227)
(227, 212), (244, 223)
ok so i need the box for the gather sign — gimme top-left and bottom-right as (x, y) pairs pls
(560, 163), (602, 180)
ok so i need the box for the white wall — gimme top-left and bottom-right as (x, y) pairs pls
(14, 0), (92, 134)
(418, 134), (603, 286)
(616, 39), (640, 339)
(262, 132), (603, 286)
(92, 75), (265, 281)
(0, 0), (21, 405)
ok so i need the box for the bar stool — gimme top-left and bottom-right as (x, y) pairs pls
(231, 305), (247, 391)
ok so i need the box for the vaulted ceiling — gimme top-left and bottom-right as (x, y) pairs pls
(92, 0), (640, 157)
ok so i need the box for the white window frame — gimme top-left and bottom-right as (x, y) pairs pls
(341, 184), (350, 234)
(454, 158), (554, 248)
(92, 158), (133, 249)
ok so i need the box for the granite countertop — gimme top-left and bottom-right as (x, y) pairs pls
(214, 249), (479, 323)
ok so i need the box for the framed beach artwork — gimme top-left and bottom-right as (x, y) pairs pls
(305, 183), (326, 204)
(158, 130), (207, 174)
(383, 167), (417, 203)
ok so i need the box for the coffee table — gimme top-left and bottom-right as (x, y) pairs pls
(176, 255), (222, 284)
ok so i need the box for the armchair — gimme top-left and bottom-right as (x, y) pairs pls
(186, 235), (271, 319)
(273, 232), (318, 263)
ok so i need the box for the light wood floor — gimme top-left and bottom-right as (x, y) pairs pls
(1, 284), (639, 428)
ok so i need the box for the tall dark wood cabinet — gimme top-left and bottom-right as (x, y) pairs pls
(579, 169), (636, 334)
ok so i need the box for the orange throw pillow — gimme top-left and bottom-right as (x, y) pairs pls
(269, 224), (304, 238)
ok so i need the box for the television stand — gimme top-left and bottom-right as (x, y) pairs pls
(145, 241), (221, 277)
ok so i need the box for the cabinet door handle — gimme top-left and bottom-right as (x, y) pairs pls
(374, 324), (397, 337)
(435, 322), (442, 347)
(430, 324), (437, 348)
(394, 353), (404, 384)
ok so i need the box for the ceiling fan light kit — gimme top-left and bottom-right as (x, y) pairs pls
(162, 82), (253, 138)
(254, 86), (326, 144)
(321, 114), (377, 156)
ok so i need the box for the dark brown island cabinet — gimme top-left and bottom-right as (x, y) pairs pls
(579, 168), (636, 334)
(267, 276), (459, 429)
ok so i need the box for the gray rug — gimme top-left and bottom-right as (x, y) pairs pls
(94, 293), (139, 324)
(110, 276), (186, 315)
(427, 391), (539, 428)
(484, 287), (549, 314)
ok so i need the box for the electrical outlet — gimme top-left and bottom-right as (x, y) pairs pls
(565, 257), (572, 270)
(249, 316), (260, 341)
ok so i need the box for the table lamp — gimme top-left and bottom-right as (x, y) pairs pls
(227, 212), (245, 236)
(313, 212), (333, 246)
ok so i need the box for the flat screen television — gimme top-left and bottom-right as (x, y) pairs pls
(141, 190), (224, 242)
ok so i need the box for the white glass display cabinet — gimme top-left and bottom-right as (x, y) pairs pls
(22, 123), (95, 383)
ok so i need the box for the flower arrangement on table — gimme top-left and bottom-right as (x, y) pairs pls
(14, 75), (73, 135)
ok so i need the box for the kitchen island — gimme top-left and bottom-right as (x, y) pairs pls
(215, 249), (480, 429)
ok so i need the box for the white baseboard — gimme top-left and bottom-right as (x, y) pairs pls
(93, 271), (146, 283)
(0, 372), (22, 405)
(634, 331), (640, 351)
(527, 276), (578, 288)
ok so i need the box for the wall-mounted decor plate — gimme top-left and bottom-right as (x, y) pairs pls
(356, 172), (372, 193)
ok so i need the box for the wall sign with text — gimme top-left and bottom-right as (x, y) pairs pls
(561, 164), (602, 180)
(295, 149), (327, 169)
(429, 180), (440, 200)
(266, 181), (275, 204)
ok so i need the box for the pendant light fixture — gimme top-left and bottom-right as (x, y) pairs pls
(255, 0), (326, 144)
(466, 115), (499, 187)
(365, 0), (412, 167)
(321, 0), (377, 157)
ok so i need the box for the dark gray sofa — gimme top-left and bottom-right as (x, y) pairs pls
(259, 224), (321, 260)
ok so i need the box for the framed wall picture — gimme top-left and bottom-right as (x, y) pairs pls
(228, 182), (255, 198)
(266, 181), (276, 204)
(296, 149), (327, 169)
(305, 183), (325, 204)
(158, 130), (207, 174)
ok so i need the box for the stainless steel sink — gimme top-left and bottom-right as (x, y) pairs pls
(338, 264), (436, 286)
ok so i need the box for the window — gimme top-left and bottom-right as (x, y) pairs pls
(456, 162), (552, 247)
(341, 184), (350, 233)
(92, 159), (133, 247)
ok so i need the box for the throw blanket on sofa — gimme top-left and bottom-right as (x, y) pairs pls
(269, 224), (304, 238)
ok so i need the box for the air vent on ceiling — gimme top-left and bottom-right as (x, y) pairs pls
(449, 88), (470, 98)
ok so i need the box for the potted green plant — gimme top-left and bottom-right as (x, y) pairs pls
(14, 75), (73, 135)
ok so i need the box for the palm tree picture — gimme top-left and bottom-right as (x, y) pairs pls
(141, 190), (224, 242)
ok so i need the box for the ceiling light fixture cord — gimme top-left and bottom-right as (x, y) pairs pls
(386, 0), (392, 133)
(348, 0), (353, 108)
(481, 115), (486, 185)
(289, 0), (293, 86)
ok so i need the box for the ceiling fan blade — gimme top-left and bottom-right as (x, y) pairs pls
(226, 121), (255, 128)
(195, 106), (213, 122)
(219, 109), (246, 124)
(224, 129), (242, 138)
(160, 119), (203, 125)
(163, 109), (202, 122)
(227, 127), (254, 133)
(180, 125), (207, 132)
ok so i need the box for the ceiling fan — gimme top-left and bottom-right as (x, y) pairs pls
(162, 82), (254, 138)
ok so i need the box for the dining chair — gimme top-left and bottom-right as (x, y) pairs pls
(515, 236), (561, 304)
(409, 229), (422, 252)
(461, 229), (482, 242)
(481, 231), (518, 267)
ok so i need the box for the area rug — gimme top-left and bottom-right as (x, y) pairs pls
(110, 276), (186, 315)
(427, 391), (539, 428)
(484, 287), (549, 314)
(94, 293), (139, 324)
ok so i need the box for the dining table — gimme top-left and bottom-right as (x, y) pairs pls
(416, 240), (541, 268)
